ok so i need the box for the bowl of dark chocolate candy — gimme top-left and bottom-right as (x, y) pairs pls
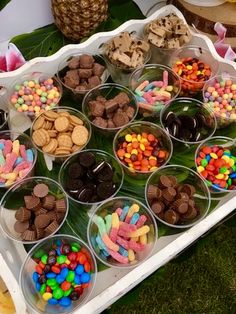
(0, 176), (68, 243)
(145, 165), (211, 228)
(82, 83), (138, 135)
(160, 97), (217, 145)
(59, 149), (124, 205)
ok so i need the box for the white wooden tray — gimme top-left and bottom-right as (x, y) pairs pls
(0, 4), (236, 314)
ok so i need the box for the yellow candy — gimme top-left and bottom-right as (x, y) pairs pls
(125, 134), (132, 142)
(124, 153), (131, 158)
(132, 138), (138, 143)
(215, 174), (224, 179)
(222, 155), (230, 163)
(129, 225), (150, 238)
(139, 143), (145, 151)
(128, 249), (135, 262)
(166, 85), (173, 92)
(45, 105), (51, 111)
(149, 156), (157, 160)
(1, 173), (17, 180)
(197, 166), (204, 173)
(127, 143), (132, 147)
(42, 292), (52, 301)
(131, 149), (138, 155)
(176, 61), (182, 65)
(229, 159), (235, 167)
(5, 180), (15, 186)
(150, 166), (158, 171)
(28, 81), (35, 88)
(54, 91), (60, 98)
(36, 89), (42, 95)
(140, 138), (148, 144)
(178, 69), (182, 75)
(111, 213), (119, 229)
(65, 258), (70, 265)
(34, 106), (41, 112)
(140, 234), (147, 245)
(225, 170), (230, 175)
(12, 140), (20, 155)
(29, 95), (34, 101)
(128, 163), (134, 168)
(21, 104), (28, 111)
(210, 153), (218, 159)
(224, 175), (229, 180)
(137, 134), (141, 141)
(147, 224), (155, 243)
(131, 236), (139, 242)
(47, 93), (54, 100)
(127, 203), (139, 218)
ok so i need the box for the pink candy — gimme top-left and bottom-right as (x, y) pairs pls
(108, 249), (129, 264)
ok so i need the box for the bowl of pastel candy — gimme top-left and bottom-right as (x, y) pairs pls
(87, 196), (157, 268)
(19, 234), (97, 314)
(0, 130), (37, 188)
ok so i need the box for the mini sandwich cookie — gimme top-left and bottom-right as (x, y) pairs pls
(32, 110), (89, 156)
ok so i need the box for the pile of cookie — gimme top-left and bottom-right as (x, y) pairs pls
(32, 110), (89, 156)
(145, 13), (191, 49)
(87, 92), (136, 129)
(103, 32), (150, 69)
(14, 183), (67, 241)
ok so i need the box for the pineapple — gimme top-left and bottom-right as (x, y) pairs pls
(51, 0), (108, 41)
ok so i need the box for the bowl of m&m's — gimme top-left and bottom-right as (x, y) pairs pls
(87, 196), (157, 268)
(0, 130), (37, 188)
(170, 45), (219, 97)
(9, 72), (62, 119)
(129, 64), (181, 117)
(195, 136), (236, 193)
(19, 234), (97, 314)
(203, 74), (236, 129)
(113, 121), (173, 179)
(145, 165), (211, 228)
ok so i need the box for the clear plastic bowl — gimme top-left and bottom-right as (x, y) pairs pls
(195, 136), (236, 194)
(59, 149), (124, 205)
(19, 234), (97, 314)
(0, 176), (68, 243)
(87, 196), (157, 268)
(82, 83), (138, 135)
(30, 106), (92, 161)
(145, 164), (211, 228)
(0, 130), (37, 189)
(129, 64), (181, 117)
(160, 97), (217, 145)
(113, 121), (173, 180)
(8, 72), (62, 120)
(170, 45), (219, 97)
(57, 53), (109, 104)
(202, 74), (236, 129)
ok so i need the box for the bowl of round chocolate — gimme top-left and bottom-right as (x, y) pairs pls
(145, 165), (211, 228)
(30, 106), (91, 160)
(20, 234), (97, 314)
(195, 136), (236, 194)
(82, 83), (138, 135)
(113, 121), (173, 179)
(59, 149), (124, 205)
(57, 53), (109, 102)
(0, 176), (68, 243)
(160, 97), (216, 144)
(0, 130), (37, 188)
(8, 72), (62, 120)
(129, 64), (181, 117)
(87, 196), (157, 268)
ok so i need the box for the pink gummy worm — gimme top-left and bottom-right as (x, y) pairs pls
(109, 227), (118, 243)
(20, 145), (27, 160)
(2, 152), (17, 173)
(14, 161), (31, 172)
(120, 222), (137, 232)
(152, 81), (164, 88)
(102, 233), (119, 252)
(138, 102), (156, 111)
(116, 236), (129, 250)
(136, 80), (149, 91)
(162, 70), (169, 88)
(108, 249), (129, 264)
(117, 229), (129, 239)
(128, 240), (145, 252)
(143, 92), (154, 104)
(3, 140), (12, 157)
(136, 215), (147, 228)
(115, 208), (123, 216)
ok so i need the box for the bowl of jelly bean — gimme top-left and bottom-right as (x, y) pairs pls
(113, 121), (173, 179)
(160, 97), (217, 145)
(19, 234), (97, 313)
(87, 196), (157, 268)
(129, 64), (181, 117)
(9, 72), (62, 119)
(59, 149), (124, 205)
(170, 45), (219, 97)
(0, 130), (37, 188)
(0, 176), (68, 243)
(203, 74), (236, 129)
(82, 83), (138, 136)
(145, 164), (211, 228)
(195, 136), (236, 193)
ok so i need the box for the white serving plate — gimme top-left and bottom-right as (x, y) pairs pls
(0, 4), (236, 314)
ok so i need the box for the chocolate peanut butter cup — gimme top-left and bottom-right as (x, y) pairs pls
(33, 183), (49, 198)
(15, 207), (31, 222)
(34, 214), (51, 229)
(14, 221), (29, 233)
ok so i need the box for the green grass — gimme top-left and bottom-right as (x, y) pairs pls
(104, 214), (236, 314)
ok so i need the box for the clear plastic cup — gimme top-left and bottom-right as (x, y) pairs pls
(30, 106), (92, 162)
(170, 45), (219, 97)
(19, 234), (97, 314)
(129, 64), (181, 117)
(87, 196), (157, 268)
(0, 130), (37, 189)
(160, 97), (217, 145)
(0, 87), (9, 130)
(202, 74), (236, 129)
(82, 83), (138, 136)
(57, 54), (109, 104)
(145, 165), (211, 228)
(195, 136), (236, 194)
(113, 121), (173, 180)
(59, 149), (124, 205)
(8, 72), (62, 120)
(0, 176), (68, 243)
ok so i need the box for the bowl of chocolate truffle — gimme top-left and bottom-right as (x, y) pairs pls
(145, 165), (211, 228)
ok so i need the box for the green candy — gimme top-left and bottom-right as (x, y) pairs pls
(17, 97), (24, 104)
(14, 84), (21, 91)
(41, 92), (48, 97)
(206, 180), (212, 187)
(232, 165), (236, 172)
(51, 284), (59, 290)
(53, 288), (64, 300)
(57, 255), (67, 264)
(39, 283), (46, 295)
(34, 249), (46, 259)
(41, 254), (48, 265)
(71, 242), (81, 252)
(66, 271), (75, 283)
(23, 81), (29, 87)
(220, 167), (227, 174)
(40, 96), (47, 103)
(47, 278), (57, 287)
(64, 288), (73, 297)
(201, 159), (208, 167)
(228, 178), (232, 186)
